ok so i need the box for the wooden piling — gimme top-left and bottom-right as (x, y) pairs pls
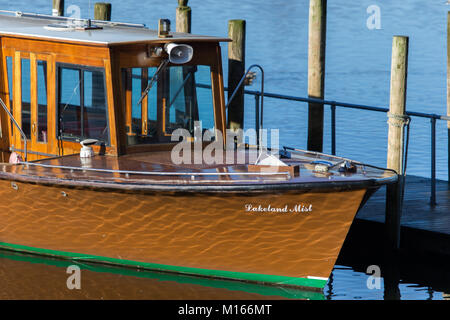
(307, 0), (327, 152)
(447, 12), (450, 183)
(92, 2), (111, 127)
(52, 0), (64, 16)
(176, 0), (191, 33)
(386, 36), (409, 250)
(227, 19), (246, 132)
(94, 2), (112, 21)
(387, 36), (409, 175)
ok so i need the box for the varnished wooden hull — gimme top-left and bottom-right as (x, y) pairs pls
(0, 179), (369, 290)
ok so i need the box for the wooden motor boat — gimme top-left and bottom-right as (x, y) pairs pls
(0, 11), (397, 292)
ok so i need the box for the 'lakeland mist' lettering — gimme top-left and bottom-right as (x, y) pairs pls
(245, 204), (313, 213)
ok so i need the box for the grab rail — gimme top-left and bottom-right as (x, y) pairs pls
(0, 97), (27, 162)
(196, 83), (450, 205)
(0, 10), (146, 29)
(226, 64), (265, 149)
(19, 161), (292, 180)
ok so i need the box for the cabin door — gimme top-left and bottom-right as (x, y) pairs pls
(13, 52), (55, 160)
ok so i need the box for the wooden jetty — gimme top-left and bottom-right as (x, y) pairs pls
(337, 175), (450, 297)
(347, 174), (450, 257)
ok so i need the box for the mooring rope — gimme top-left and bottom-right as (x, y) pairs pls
(387, 111), (411, 203)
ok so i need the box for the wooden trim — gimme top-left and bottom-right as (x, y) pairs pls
(161, 97), (168, 136)
(0, 39), (11, 151)
(211, 44), (227, 147)
(2, 37), (109, 61)
(0, 34), (110, 48)
(126, 142), (177, 154)
(57, 139), (114, 156)
(45, 54), (57, 155)
(141, 67), (148, 135)
(13, 51), (21, 150)
(103, 58), (118, 156)
(0, 33), (230, 48)
(109, 47), (127, 155)
(30, 53), (37, 148)
(217, 45), (227, 146)
(125, 68), (132, 134)
(2, 48), (14, 150)
(125, 140), (213, 154)
(117, 43), (220, 69)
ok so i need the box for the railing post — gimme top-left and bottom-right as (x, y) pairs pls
(255, 93), (260, 148)
(52, 0), (64, 16)
(307, 0), (327, 152)
(431, 117), (437, 206)
(176, 0), (191, 33)
(94, 3), (112, 21)
(227, 19), (246, 132)
(447, 11), (450, 183)
(386, 36), (409, 251)
(331, 103), (336, 155)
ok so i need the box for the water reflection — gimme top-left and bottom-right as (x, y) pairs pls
(0, 248), (447, 300)
(0, 250), (323, 300)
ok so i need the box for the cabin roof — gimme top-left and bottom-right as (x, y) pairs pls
(0, 13), (230, 46)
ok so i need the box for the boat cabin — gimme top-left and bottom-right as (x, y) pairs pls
(0, 11), (229, 162)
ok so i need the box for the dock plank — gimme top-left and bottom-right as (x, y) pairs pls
(357, 175), (450, 235)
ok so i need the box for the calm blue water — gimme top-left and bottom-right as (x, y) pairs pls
(2, 0), (449, 180)
(0, 0), (449, 300)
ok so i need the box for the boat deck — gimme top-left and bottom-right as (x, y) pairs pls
(0, 149), (397, 192)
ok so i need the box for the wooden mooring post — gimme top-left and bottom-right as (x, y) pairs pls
(94, 3), (112, 21)
(176, 0), (191, 33)
(52, 0), (64, 16)
(307, 0), (327, 152)
(447, 12), (450, 184)
(227, 19), (246, 131)
(386, 36), (409, 250)
(175, 0), (198, 142)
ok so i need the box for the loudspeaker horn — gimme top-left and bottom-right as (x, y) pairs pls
(164, 43), (194, 64)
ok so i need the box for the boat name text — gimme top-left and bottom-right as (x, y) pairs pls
(244, 204), (312, 214)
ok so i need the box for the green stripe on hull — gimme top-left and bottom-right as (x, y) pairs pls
(0, 242), (327, 292)
(0, 250), (324, 300)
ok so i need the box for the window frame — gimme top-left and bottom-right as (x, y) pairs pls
(122, 64), (215, 146)
(56, 62), (110, 146)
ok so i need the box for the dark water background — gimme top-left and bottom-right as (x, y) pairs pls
(0, 0), (449, 300)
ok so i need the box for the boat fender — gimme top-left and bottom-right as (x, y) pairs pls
(9, 152), (23, 164)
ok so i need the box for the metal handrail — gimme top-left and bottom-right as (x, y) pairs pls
(0, 97), (27, 162)
(197, 83), (450, 121)
(225, 65), (265, 148)
(19, 161), (292, 180)
(196, 83), (450, 204)
(0, 10), (146, 28)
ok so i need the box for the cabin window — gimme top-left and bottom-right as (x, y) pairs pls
(123, 64), (214, 145)
(37, 60), (48, 143)
(58, 64), (109, 145)
(125, 67), (158, 145)
(6, 56), (13, 137)
(21, 58), (31, 140)
(166, 65), (214, 135)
